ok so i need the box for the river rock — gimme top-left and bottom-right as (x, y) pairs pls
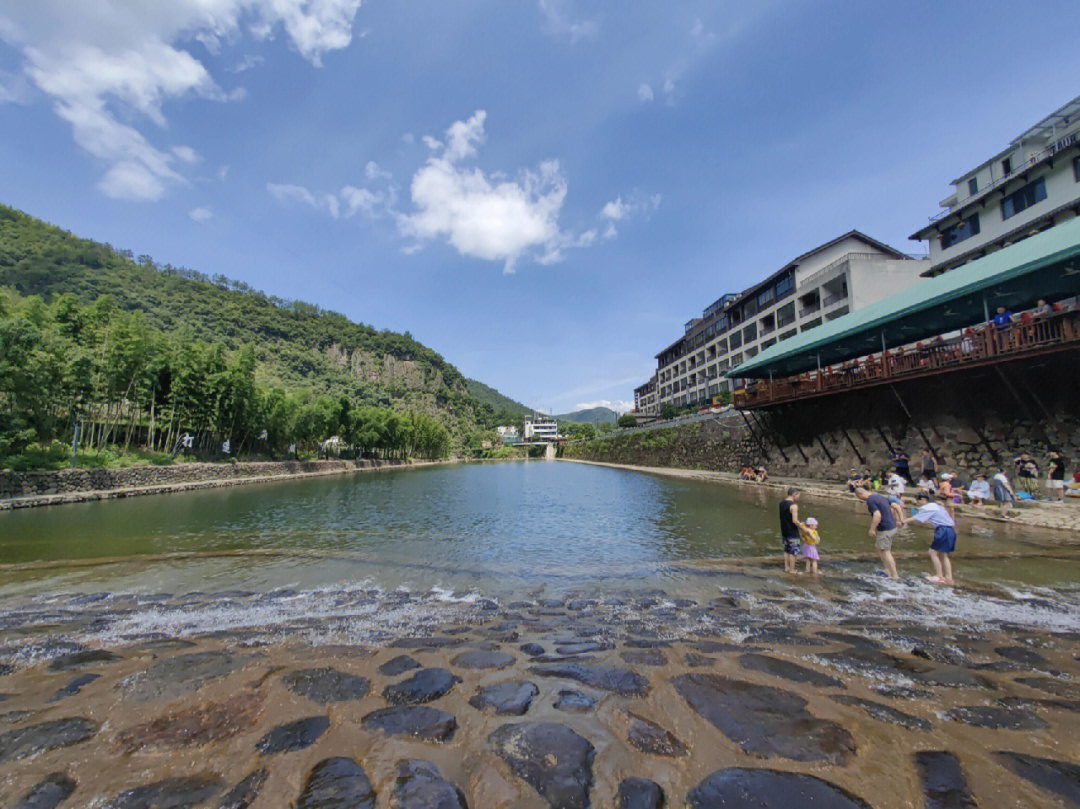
(49, 673), (99, 702)
(1016, 676), (1080, 699)
(12, 773), (76, 809)
(831, 695), (932, 732)
(686, 768), (870, 808)
(469, 681), (538, 716)
(996, 752), (1080, 806)
(625, 712), (687, 757)
(945, 705), (1047, 730)
(672, 673), (855, 765)
(0, 663), (14, 676)
(684, 653), (714, 667)
(616, 778), (663, 809)
(116, 693), (263, 753)
(283, 668), (371, 703)
(520, 643), (545, 657)
(488, 722), (595, 809)
(380, 655), (422, 676)
(297, 758), (376, 809)
(555, 642), (610, 655)
(620, 650), (667, 666)
(383, 668), (462, 705)
(391, 760), (469, 809)
(451, 650), (514, 670)
(995, 645), (1048, 668)
(738, 652), (845, 689)
(48, 648), (121, 671)
(256, 716), (330, 755)
(554, 690), (596, 713)
(361, 706), (458, 742)
(914, 751), (977, 809)
(528, 663), (650, 696)
(906, 664), (994, 690)
(391, 637), (468, 649)
(105, 776), (223, 809)
(0, 718), (99, 762)
(117, 651), (247, 702)
(218, 769), (267, 809)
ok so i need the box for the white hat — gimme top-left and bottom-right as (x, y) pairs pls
(941, 472), (953, 480)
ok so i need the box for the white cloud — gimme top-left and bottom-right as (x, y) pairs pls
(401, 132), (415, 145)
(401, 110), (590, 272)
(0, 1), (364, 200)
(364, 160), (391, 180)
(172, 145), (200, 164)
(599, 192), (661, 239)
(538, 0), (599, 42)
(637, 83), (654, 102)
(189, 206), (212, 222)
(574, 399), (633, 413)
(217, 164), (229, 181)
(231, 53), (264, 73)
(268, 178), (395, 220)
(267, 182), (341, 218)
(663, 78), (676, 95)
(422, 135), (443, 151)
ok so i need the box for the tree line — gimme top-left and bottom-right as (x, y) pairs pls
(0, 288), (451, 466)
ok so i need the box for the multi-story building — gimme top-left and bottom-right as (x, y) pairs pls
(911, 95), (1080, 276)
(523, 415), (558, 441)
(633, 375), (658, 416)
(496, 425), (520, 445)
(647, 231), (928, 410)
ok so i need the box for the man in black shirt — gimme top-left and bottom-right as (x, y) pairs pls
(779, 487), (804, 574)
(855, 487), (900, 579)
(1047, 451), (1068, 503)
(893, 450), (913, 485)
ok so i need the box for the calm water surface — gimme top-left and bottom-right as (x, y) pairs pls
(0, 460), (1074, 598)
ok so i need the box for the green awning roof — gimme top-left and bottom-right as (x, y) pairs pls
(729, 217), (1080, 379)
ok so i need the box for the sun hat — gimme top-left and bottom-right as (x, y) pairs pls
(806, 517), (818, 526)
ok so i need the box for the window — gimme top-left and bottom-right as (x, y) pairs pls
(729, 331), (742, 349)
(744, 346), (758, 359)
(1000, 177), (1046, 220)
(742, 322), (757, 342)
(1075, 156), (1080, 183)
(779, 328), (797, 341)
(760, 337), (776, 350)
(757, 287), (775, 308)
(968, 177), (978, 195)
(1001, 157), (1012, 176)
(940, 214), (980, 249)
(776, 301), (796, 328)
(774, 275), (794, 299)
(801, 317), (822, 331)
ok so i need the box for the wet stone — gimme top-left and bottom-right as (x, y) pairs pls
(469, 681), (539, 716)
(0, 718), (99, 762)
(996, 752), (1080, 807)
(528, 663), (650, 696)
(1016, 676), (1080, 699)
(915, 751), (977, 809)
(0, 663), (15, 676)
(49, 673), (99, 702)
(818, 647), (905, 678)
(283, 668), (370, 704)
(620, 650), (667, 666)
(361, 706), (458, 742)
(106, 776), (223, 809)
(738, 652), (845, 689)
(907, 664), (994, 690)
(831, 695), (932, 732)
(686, 768), (871, 809)
(392, 759), (469, 809)
(520, 643), (545, 657)
(945, 705), (1048, 730)
(451, 650), (515, 670)
(116, 693), (263, 753)
(685, 653), (714, 667)
(996, 645), (1048, 668)
(616, 778), (663, 809)
(117, 651), (247, 702)
(48, 648), (120, 671)
(256, 715), (330, 755)
(12, 773), (76, 809)
(625, 712), (688, 757)
(488, 722), (595, 809)
(297, 758), (375, 809)
(815, 631), (883, 649)
(554, 689), (596, 713)
(672, 673), (856, 765)
(873, 685), (934, 701)
(380, 655), (422, 677)
(219, 769), (267, 809)
(391, 637), (468, 650)
(383, 668), (462, 705)
(689, 640), (745, 654)
(624, 639), (671, 648)
(555, 642), (610, 656)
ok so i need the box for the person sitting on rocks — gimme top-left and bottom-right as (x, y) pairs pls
(967, 474), (991, 505)
(846, 469), (862, 493)
(754, 466), (769, 483)
(936, 473), (957, 517)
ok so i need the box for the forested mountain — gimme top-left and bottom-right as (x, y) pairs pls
(0, 204), (510, 463)
(557, 407), (618, 424)
(465, 379), (533, 417)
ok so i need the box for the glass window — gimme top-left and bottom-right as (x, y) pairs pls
(968, 177), (978, 195)
(1002, 157), (1012, 175)
(729, 331), (742, 349)
(743, 298), (758, 317)
(745, 346), (758, 359)
(940, 213), (980, 249)
(801, 317), (822, 331)
(1001, 177), (1046, 220)
(761, 337), (776, 349)
(757, 287), (774, 308)
(1074, 156), (1080, 183)
(779, 328), (797, 341)
(776, 301), (796, 327)
(775, 275), (794, 299)
(742, 322), (757, 342)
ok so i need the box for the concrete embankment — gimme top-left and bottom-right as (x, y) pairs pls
(0, 458), (451, 511)
(560, 458), (1080, 535)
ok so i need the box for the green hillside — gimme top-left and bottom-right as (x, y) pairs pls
(0, 203), (508, 464)
(557, 407), (618, 424)
(466, 379), (533, 417)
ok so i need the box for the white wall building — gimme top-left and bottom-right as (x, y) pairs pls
(523, 415), (558, 440)
(911, 95), (1080, 276)
(633, 375), (658, 416)
(648, 231), (928, 409)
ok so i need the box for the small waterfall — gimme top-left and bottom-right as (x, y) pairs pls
(544, 443), (556, 461)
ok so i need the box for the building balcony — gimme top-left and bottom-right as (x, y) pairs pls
(822, 291), (848, 307)
(799, 303), (820, 317)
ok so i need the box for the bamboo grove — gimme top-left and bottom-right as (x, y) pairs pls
(0, 288), (452, 465)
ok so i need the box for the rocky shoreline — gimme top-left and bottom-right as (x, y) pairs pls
(1, 580), (1079, 808)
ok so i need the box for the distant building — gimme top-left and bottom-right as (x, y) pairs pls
(633, 375), (658, 416)
(641, 231), (928, 410)
(496, 425), (520, 445)
(523, 415), (558, 441)
(911, 94), (1080, 276)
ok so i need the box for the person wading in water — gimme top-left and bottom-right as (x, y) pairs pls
(779, 487), (805, 575)
(855, 487), (900, 579)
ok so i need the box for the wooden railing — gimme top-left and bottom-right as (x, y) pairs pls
(734, 309), (1080, 409)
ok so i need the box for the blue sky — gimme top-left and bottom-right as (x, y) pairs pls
(2, 1), (1080, 413)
